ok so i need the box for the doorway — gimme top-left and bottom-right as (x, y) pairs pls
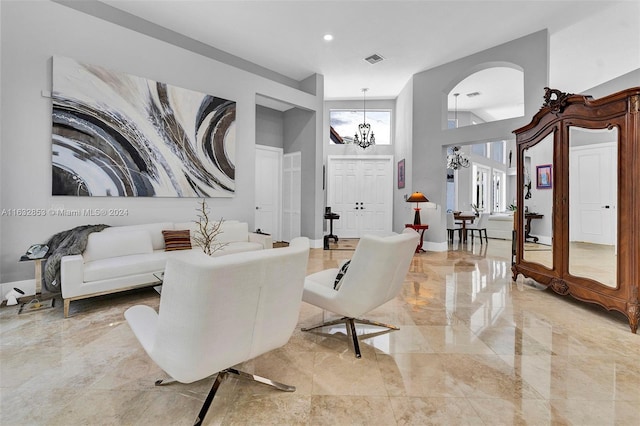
(255, 145), (282, 240)
(569, 142), (617, 245)
(326, 156), (393, 238)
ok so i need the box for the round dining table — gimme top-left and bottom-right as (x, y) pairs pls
(453, 213), (476, 243)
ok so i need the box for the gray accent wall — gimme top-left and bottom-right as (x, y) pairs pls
(256, 106), (285, 149)
(0, 1), (323, 284)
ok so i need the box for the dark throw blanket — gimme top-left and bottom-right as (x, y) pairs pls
(43, 224), (110, 292)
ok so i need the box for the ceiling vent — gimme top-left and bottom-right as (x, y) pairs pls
(364, 53), (385, 64)
(466, 91), (481, 97)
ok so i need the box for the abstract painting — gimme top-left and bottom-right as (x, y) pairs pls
(52, 56), (236, 197)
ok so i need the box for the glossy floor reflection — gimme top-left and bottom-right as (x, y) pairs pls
(1, 239), (639, 425)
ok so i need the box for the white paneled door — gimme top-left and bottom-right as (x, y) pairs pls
(569, 143), (617, 245)
(282, 152), (301, 242)
(255, 146), (282, 241)
(327, 156), (393, 238)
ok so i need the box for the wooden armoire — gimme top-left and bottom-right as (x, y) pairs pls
(512, 87), (640, 333)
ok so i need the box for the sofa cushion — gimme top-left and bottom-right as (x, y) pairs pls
(103, 222), (174, 250)
(84, 252), (167, 282)
(83, 230), (153, 262)
(162, 230), (192, 251)
(217, 221), (249, 243)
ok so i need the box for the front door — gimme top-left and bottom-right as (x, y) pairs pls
(327, 156), (393, 238)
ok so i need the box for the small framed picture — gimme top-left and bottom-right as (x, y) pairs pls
(536, 164), (552, 189)
(398, 159), (405, 189)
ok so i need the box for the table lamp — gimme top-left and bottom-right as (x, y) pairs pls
(406, 192), (429, 225)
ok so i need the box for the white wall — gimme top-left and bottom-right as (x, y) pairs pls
(0, 1), (322, 284)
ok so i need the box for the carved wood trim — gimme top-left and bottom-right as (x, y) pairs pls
(630, 95), (639, 114)
(542, 87), (573, 115)
(549, 278), (570, 295)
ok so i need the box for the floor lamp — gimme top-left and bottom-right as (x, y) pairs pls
(406, 192), (428, 225)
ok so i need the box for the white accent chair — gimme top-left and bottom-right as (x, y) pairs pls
(124, 237), (309, 425)
(446, 212), (462, 242)
(466, 212), (490, 243)
(301, 229), (419, 358)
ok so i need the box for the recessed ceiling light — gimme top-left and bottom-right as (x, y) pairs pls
(323, 34), (334, 41)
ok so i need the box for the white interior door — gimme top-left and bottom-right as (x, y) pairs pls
(282, 152), (301, 242)
(570, 143), (616, 245)
(255, 146), (282, 240)
(327, 156), (393, 238)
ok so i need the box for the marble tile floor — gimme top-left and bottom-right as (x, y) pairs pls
(1, 239), (639, 425)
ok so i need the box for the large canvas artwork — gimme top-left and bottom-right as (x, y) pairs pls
(52, 56), (236, 197)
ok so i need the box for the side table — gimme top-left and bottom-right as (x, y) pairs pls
(405, 224), (429, 253)
(324, 212), (340, 250)
(524, 213), (543, 243)
(19, 255), (47, 296)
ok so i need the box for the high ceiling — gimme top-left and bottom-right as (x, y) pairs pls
(101, 1), (639, 105)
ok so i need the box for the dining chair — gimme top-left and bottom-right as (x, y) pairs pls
(301, 229), (419, 358)
(125, 237), (309, 425)
(466, 212), (489, 243)
(446, 212), (462, 243)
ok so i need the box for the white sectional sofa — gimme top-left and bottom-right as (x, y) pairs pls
(486, 213), (515, 240)
(60, 221), (272, 317)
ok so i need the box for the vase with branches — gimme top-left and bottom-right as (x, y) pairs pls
(192, 199), (228, 256)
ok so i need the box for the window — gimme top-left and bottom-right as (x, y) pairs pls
(472, 164), (490, 212)
(490, 141), (505, 164)
(471, 143), (487, 157)
(329, 109), (392, 145)
(492, 170), (506, 212)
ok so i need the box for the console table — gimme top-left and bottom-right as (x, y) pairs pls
(404, 224), (429, 253)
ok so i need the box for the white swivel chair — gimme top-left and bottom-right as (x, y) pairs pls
(301, 229), (419, 358)
(466, 212), (489, 243)
(125, 237), (309, 426)
(446, 212), (462, 243)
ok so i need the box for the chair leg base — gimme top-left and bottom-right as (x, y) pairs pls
(154, 377), (177, 386)
(301, 316), (399, 358)
(227, 368), (296, 392)
(156, 368), (295, 426)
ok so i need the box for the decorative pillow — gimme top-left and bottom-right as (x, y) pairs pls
(162, 230), (192, 251)
(334, 260), (351, 290)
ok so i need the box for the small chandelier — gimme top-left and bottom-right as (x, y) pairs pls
(354, 88), (375, 149)
(447, 146), (470, 170)
(446, 93), (469, 170)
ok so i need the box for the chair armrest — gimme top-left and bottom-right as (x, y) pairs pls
(60, 254), (84, 299)
(248, 232), (273, 249)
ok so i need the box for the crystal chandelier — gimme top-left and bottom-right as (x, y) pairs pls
(354, 88), (375, 149)
(445, 93), (469, 170)
(447, 146), (470, 170)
